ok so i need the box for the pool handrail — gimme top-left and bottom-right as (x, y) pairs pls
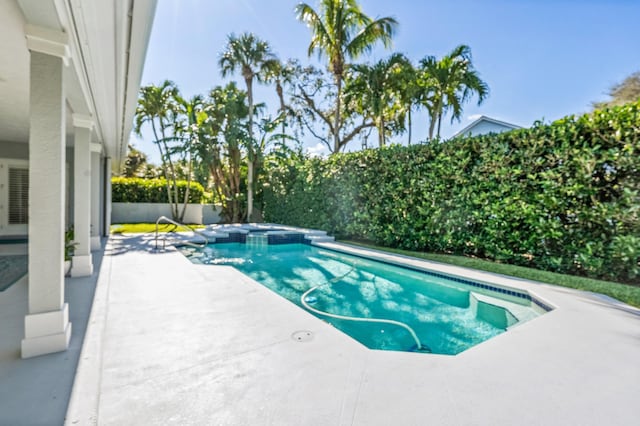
(154, 216), (208, 250)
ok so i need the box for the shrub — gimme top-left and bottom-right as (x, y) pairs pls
(262, 101), (640, 283)
(112, 177), (204, 203)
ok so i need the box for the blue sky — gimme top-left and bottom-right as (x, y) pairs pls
(135, 0), (640, 162)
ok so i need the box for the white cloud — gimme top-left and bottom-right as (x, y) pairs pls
(305, 142), (329, 157)
(467, 114), (482, 121)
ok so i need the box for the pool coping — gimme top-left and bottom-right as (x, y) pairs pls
(312, 241), (556, 312)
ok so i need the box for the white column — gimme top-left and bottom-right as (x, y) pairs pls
(71, 115), (93, 277)
(90, 149), (101, 250)
(22, 27), (72, 358)
(104, 157), (112, 236)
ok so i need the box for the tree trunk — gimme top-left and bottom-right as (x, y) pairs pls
(436, 97), (445, 139)
(407, 108), (412, 145)
(428, 98), (444, 141)
(377, 116), (385, 147)
(333, 75), (342, 154)
(178, 150), (193, 223)
(158, 122), (179, 221)
(151, 121), (174, 216)
(246, 77), (254, 222)
(428, 115), (436, 141)
(229, 143), (242, 223)
(276, 81), (287, 146)
(247, 162), (254, 221)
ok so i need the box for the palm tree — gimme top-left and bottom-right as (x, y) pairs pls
(219, 32), (276, 221)
(419, 45), (489, 140)
(173, 94), (207, 219)
(295, 0), (397, 153)
(193, 83), (250, 223)
(134, 80), (183, 220)
(347, 53), (409, 147)
(395, 59), (419, 145)
(263, 58), (297, 146)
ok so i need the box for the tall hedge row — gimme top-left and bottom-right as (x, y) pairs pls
(262, 102), (640, 283)
(112, 177), (204, 203)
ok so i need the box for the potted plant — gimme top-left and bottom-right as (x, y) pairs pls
(64, 227), (77, 276)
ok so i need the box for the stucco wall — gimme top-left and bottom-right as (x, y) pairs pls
(112, 203), (222, 224)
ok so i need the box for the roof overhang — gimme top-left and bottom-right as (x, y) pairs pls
(2, 0), (156, 168)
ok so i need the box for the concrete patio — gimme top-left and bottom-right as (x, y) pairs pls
(0, 242), (104, 425)
(57, 233), (640, 425)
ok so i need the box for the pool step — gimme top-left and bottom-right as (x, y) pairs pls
(470, 292), (540, 329)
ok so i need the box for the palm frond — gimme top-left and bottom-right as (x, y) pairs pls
(296, 3), (332, 60)
(347, 16), (397, 58)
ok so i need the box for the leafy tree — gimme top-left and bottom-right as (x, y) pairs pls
(346, 53), (410, 147)
(139, 163), (163, 179)
(122, 144), (148, 177)
(295, 0), (397, 153)
(418, 45), (489, 140)
(289, 64), (373, 153)
(593, 71), (640, 109)
(219, 32), (278, 220)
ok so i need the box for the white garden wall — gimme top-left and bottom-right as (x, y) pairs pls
(112, 203), (222, 224)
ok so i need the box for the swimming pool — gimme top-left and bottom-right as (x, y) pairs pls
(180, 242), (547, 355)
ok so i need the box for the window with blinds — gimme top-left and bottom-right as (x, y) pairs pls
(8, 168), (28, 225)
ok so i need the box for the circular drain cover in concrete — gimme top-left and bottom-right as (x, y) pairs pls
(291, 330), (314, 342)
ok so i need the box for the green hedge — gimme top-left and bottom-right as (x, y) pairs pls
(112, 177), (204, 203)
(262, 102), (640, 283)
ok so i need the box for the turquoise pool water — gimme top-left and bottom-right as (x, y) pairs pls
(181, 243), (542, 355)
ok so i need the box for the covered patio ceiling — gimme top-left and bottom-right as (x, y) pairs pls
(0, 0), (155, 167)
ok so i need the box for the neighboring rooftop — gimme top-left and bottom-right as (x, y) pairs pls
(453, 115), (522, 138)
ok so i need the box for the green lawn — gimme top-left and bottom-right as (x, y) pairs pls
(341, 240), (640, 308)
(111, 223), (205, 234)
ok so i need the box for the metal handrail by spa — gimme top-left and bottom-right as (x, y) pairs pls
(154, 216), (208, 250)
